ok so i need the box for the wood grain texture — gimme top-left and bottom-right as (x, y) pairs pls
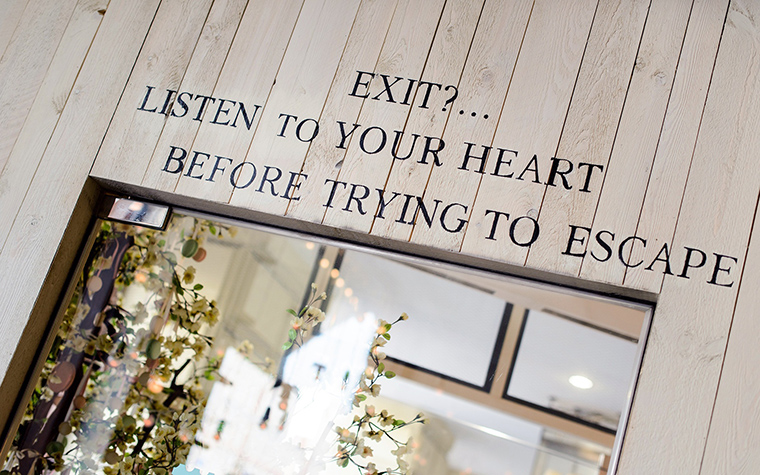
(0, 0), (108, 252)
(90, 0), (215, 185)
(139, 0), (249, 192)
(320, 0), (447, 233)
(227, 0), (361, 212)
(407, 0), (533, 250)
(617, 0), (760, 472)
(578, 0), (693, 286)
(171, 0), (304, 202)
(623, 0), (729, 293)
(368, 0), (485, 242)
(0, 0), (30, 60)
(459, 0), (598, 262)
(701, 176), (760, 472)
(0, 0), (78, 174)
(523, 0), (649, 277)
(284, 0), (399, 224)
(0, 0), (161, 398)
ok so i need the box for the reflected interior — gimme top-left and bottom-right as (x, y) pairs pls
(4, 211), (648, 475)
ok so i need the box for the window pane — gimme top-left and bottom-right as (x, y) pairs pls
(505, 310), (640, 431)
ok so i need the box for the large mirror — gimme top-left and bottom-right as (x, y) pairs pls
(3, 206), (649, 475)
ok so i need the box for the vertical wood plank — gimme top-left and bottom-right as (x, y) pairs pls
(456, 0), (598, 261)
(0, 0), (78, 173)
(397, 0), (534, 245)
(577, 0), (693, 285)
(284, 0), (399, 224)
(319, 0), (447, 232)
(227, 0), (361, 212)
(617, 0), (760, 472)
(701, 194), (760, 472)
(138, 0), (248, 192)
(0, 0), (108, 252)
(0, 0), (161, 402)
(522, 0), (649, 276)
(368, 0), (485, 242)
(0, 0), (30, 60)
(169, 0), (304, 201)
(624, 0), (729, 292)
(89, 0), (214, 185)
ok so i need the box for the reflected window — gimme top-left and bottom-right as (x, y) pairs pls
(504, 310), (640, 432)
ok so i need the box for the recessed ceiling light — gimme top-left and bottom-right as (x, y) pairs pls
(569, 375), (594, 389)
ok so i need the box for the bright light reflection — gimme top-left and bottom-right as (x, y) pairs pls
(569, 375), (594, 389)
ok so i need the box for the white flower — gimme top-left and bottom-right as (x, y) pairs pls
(182, 266), (196, 284)
(305, 306), (325, 323)
(392, 444), (410, 457)
(355, 439), (373, 458)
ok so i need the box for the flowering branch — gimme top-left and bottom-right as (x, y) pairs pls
(283, 283), (326, 350)
(334, 313), (424, 475)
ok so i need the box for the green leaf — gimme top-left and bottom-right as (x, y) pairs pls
(158, 239), (166, 247)
(209, 224), (217, 235)
(288, 328), (297, 340)
(382, 333), (391, 340)
(356, 394), (367, 401)
(385, 371), (396, 379)
(282, 341), (293, 350)
(286, 308), (298, 317)
(194, 284), (204, 291)
(384, 323), (392, 332)
(164, 252), (178, 266)
(341, 458), (349, 468)
(377, 363), (385, 374)
(392, 419), (405, 426)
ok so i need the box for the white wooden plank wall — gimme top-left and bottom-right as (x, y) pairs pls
(578, 0), (693, 286)
(228, 0), (361, 211)
(285, 0), (400, 223)
(5, 0), (760, 473)
(0, 0), (109, 251)
(140, 0), (249, 192)
(320, 0), (447, 232)
(0, 0), (161, 426)
(523, 0), (650, 276)
(0, 0), (79, 175)
(0, 0), (30, 60)
(90, 0), (216, 185)
(459, 0), (598, 260)
(623, 0), (729, 293)
(368, 0), (485, 242)
(408, 0), (533, 248)
(171, 0), (304, 202)
(618, 0), (760, 472)
(701, 144), (760, 474)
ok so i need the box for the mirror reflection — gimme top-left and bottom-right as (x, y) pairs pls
(4, 209), (648, 475)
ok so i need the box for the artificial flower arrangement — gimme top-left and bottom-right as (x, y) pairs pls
(285, 290), (425, 475)
(3, 217), (238, 475)
(3, 217), (422, 475)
